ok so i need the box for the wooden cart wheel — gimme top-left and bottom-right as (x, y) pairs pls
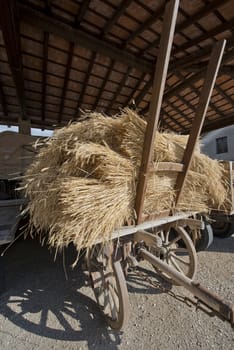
(149, 226), (197, 284)
(88, 244), (129, 330)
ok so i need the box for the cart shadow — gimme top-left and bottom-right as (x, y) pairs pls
(0, 239), (122, 348)
(126, 265), (173, 295)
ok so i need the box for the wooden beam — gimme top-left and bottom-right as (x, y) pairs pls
(42, 32), (48, 121)
(124, 72), (146, 106)
(102, 0), (133, 35)
(135, 78), (153, 105)
(125, 3), (165, 45)
(0, 0), (27, 119)
(202, 114), (234, 133)
(76, 0), (91, 25)
(145, 0), (232, 53)
(174, 19), (234, 54)
(93, 60), (115, 110)
(174, 40), (226, 206)
(177, 0), (230, 33)
(19, 3), (153, 74)
(149, 162), (184, 173)
(106, 66), (132, 114)
(134, 0), (180, 224)
(58, 43), (74, 123)
(75, 52), (97, 118)
(0, 80), (7, 116)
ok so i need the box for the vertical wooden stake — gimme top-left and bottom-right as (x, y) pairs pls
(175, 39), (226, 206)
(134, 0), (180, 223)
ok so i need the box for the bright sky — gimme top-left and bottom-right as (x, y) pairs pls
(0, 125), (53, 137)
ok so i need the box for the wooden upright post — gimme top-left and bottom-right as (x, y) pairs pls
(134, 0), (180, 223)
(175, 39), (226, 206)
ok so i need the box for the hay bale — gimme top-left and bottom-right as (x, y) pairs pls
(22, 109), (228, 251)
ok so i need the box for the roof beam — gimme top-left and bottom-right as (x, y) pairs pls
(58, 43), (74, 123)
(106, 66), (132, 114)
(42, 31), (48, 121)
(124, 72), (146, 106)
(176, 0), (230, 33)
(144, 0), (231, 53)
(0, 80), (8, 116)
(0, 0), (27, 119)
(102, 0), (133, 35)
(75, 52), (97, 118)
(202, 114), (234, 133)
(125, 3), (165, 45)
(19, 3), (153, 74)
(76, 0), (91, 25)
(174, 19), (234, 54)
(93, 60), (115, 110)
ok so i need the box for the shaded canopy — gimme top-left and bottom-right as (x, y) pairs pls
(0, 0), (233, 133)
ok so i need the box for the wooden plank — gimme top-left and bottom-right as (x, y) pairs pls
(149, 162), (184, 173)
(175, 40), (226, 206)
(0, 80), (8, 116)
(42, 31), (49, 121)
(102, 0), (133, 35)
(58, 43), (74, 123)
(134, 0), (180, 224)
(19, 4), (153, 75)
(0, 0), (27, 119)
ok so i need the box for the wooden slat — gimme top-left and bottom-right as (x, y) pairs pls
(175, 40), (226, 206)
(149, 162), (184, 173)
(0, 0), (27, 119)
(0, 80), (8, 116)
(19, 4), (153, 75)
(93, 60), (115, 110)
(102, 0), (133, 35)
(134, 0), (180, 224)
(58, 43), (74, 123)
(42, 31), (48, 121)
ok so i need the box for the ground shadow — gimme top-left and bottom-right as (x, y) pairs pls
(0, 239), (122, 349)
(205, 236), (234, 254)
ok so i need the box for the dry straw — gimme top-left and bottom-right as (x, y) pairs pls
(22, 109), (228, 251)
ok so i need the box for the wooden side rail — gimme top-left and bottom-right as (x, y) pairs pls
(174, 39), (226, 206)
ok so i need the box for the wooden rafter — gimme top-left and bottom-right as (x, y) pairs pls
(174, 19), (234, 54)
(124, 72), (146, 106)
(75, 52), (97, 118)
(202, 113), (234, 133)
(135, 78), (152, 105)
(93, 60), (115, 110)
(125, 3), (165, 45)
(58, 43), (74, 123)
(42, 31), (48, 121)
(102, 0), (133, 35)
(0, 80), (7, 116)
(174, 71), (225, 121)
(19, 4), (153, 74)
(106, 66), (132, 114)
(0, 0), (27, 119)
(143, 0), (231, 53)
(76, 0), (92, 25)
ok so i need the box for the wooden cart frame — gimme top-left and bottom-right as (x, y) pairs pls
(86, 0), (234, 330)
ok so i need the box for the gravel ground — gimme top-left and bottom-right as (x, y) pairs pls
(0, 235), (233, 350)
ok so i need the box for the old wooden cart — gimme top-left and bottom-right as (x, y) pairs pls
(85, 0), (234, 330)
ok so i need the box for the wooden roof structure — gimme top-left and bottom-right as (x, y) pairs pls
(0, 0), (233, 133)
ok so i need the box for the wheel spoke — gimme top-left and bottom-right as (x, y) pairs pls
(166, 235), (181, 247)
(169, 256), (185, 274)
(169, 247), (188, 254)
(169, 252), (190, 265)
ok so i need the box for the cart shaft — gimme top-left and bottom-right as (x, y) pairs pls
(140, 248), (234, 327)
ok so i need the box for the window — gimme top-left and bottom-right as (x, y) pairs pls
(216, 136), (228, 154)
